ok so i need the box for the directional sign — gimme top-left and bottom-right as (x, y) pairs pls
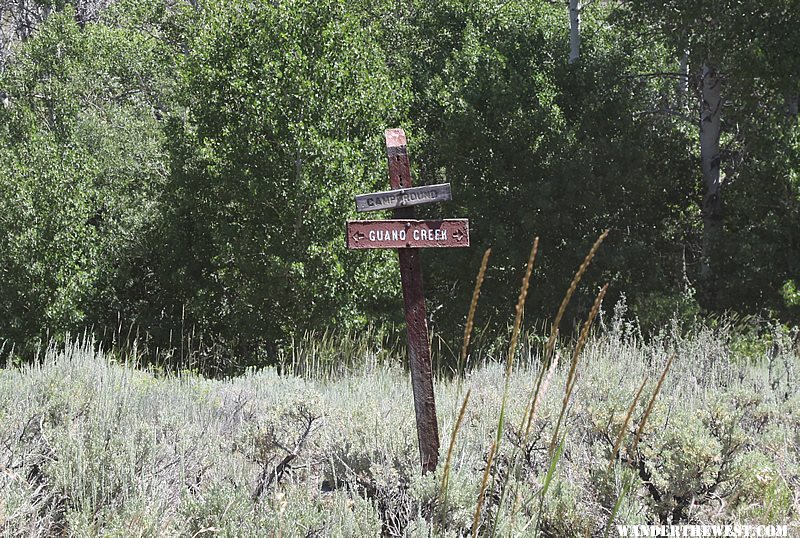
(346, 219), (469, 249)
(355, 183), (452, 212)
(345, 128), (471, 474)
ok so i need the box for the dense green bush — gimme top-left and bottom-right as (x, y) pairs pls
(133, 0), (409, 364)
(0, 5), (173, 347)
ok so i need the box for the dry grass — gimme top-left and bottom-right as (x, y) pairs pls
(460, 248), (492, 374)
(520, 230), (609, 440)
(471, 441), (496, 538)
(630, 352), (675, 460)
(506, 238), (539, 379)
(549, 283), (608, 454)
(543, 229), (609, 367)
(609, 376), (647, 471)
(438, 387), (471, 528)
(495, 239), (539, 448)
(0, 316), (797, 536)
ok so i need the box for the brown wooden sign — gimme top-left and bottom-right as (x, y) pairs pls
(346, 219), (469, 249)
(346, 128), (470, 474)
(354, 183), (452, 212)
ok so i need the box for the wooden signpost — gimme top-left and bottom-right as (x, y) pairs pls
(346, 128), (470, 474)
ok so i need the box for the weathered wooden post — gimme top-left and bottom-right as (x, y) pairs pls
(346, 129), (470, 473)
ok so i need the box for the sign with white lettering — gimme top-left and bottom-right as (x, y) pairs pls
(345, 128), (471, 475)
(346, 219), (469, 249)
(355, 183), (452, 212)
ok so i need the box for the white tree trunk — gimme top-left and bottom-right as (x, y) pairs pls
(699, 62), (723, 285)
(568, 0), (581, 64)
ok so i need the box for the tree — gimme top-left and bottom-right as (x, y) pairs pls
(0, 5), (175, 346)
(614, 0), (800, 310)
(568, 0), (581, 63)
(136, 0), (411, 365)
(387, 0), (696, 345)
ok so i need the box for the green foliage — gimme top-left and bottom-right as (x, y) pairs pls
(612, 0), (800, 315)
(0, 6), (173, 346)
(782, 280), (800, 308)
(632, 289), (701, 335)
(0, 0), (798, 369)
(124, 0), (410, 366)
(733, 451), (794, 524)
(398, 0), (700, 345)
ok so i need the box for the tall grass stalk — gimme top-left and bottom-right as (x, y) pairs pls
(491, 234), (606, 537)
(530, 351), (559, 427)
(543, 229), (609, 367)
(438, 388), (471, 530)
(460, 249), (492, 376)
(472, 442), (497, 538)
(505, 239), (539, 379)
(520, 229), (609, 441)
(602, 376), (650, 536)
(631, 352), (675, 459)
(491, 352), (561, 538)
(483, 239), (537, 537)
(495, 238), (538, 447)
(604, 474), (635, 538)
(515, 431), (566, 537)
(548, 283), (608, 454)
(608, 376), (648, 471)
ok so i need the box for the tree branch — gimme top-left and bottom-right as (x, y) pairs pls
(634, 106), (695, 125)
(252, 408), (321, 502)
(623, 72), (690, 80)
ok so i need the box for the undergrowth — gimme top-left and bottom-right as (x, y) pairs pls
(0, 316), (797, 536)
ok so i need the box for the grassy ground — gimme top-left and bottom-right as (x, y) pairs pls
(1, 320), (798, 537)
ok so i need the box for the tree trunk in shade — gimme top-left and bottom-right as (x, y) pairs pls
(699, 62), (723, 301)
(787, 94), (798, 120)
